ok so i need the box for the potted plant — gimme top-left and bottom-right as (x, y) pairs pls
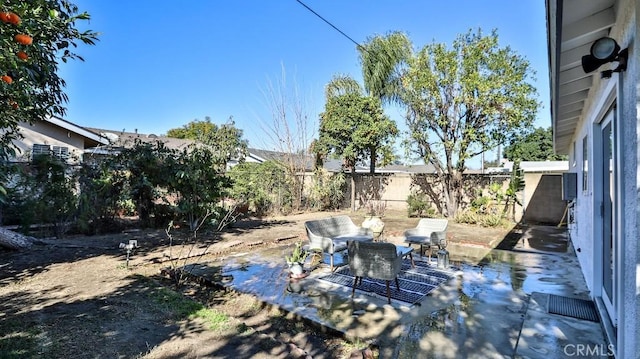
(285, 242), (309, 277)
(362, 199), (386, 239)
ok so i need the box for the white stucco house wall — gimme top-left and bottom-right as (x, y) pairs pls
(13, 116), (109, 163)
(546, 0), (638, 357)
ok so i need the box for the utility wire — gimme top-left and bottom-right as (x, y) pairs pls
(295, 0), (364, 51)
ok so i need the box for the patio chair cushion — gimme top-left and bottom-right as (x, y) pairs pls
(404, 218), (448, 246)
(347, 241), (402, 281)
(304, 215), (373, 254)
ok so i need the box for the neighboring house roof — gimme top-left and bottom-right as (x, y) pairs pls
(485, 167), (511, 174)
(319, 158), (360, 172)
(377, 164), (438, 174)
(245, 148), (318, 171)
(83, 130), (289, 169)
(246, 150), (438, 173)
(503, 160), (569, 173)
(45, 116), (110, 148)
(45, 117), (109, 148)
(86, 128), (194, 152)
(82, 127), (445, 174)
(248, 148), (303, 164)
(319, 160), (438, 174)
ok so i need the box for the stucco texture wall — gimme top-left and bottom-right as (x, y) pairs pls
(343, 172), (565, 225)
(610, 0), (638, 356)
(522, 174), (566, 224)
(14, 121), (85, 163)
(567, 0), (638, 355)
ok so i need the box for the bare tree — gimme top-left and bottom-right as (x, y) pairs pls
(256, 64), (316, 211)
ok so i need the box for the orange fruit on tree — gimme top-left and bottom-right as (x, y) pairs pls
(0, 12), (20, 25)
(2, 75), (13, 84)
(17, 51), (28, 60)
(15, 34), (33, 45)
(7, 12), (21, 25)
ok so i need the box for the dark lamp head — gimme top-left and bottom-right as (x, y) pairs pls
(591, 37), (620, 60)
(581, 37), (627, 75)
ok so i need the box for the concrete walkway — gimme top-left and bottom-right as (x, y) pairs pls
(188, 225), (608, 358)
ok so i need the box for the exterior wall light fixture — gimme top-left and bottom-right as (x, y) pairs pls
(581, 37), (628, 78)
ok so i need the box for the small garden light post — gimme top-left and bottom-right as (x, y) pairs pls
(119, 240), (139, 268)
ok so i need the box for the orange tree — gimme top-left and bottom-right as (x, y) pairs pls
(0, 0), (97, 161)
(0, 0), (96, 204)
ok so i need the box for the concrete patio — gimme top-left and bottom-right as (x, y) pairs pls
(185, 225), (609, 358)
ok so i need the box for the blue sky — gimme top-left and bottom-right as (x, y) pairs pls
(59, 1), (550, 167)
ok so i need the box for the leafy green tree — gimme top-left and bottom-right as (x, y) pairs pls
(503, 127), (567, 161)
(166, 117), (216, 140)
(0, 0), (97, 161)
(171, 144), (233, 231)
(398, 29), (539, 217)
(315, 75), (398, 174)
(323, 31), (410, 173)
(119, 140), (177, 227)
(76, 157), (128, 234)
(166, 116), (248, 166)
(128, 119), (247, 228)
(317, 33), (408, 208)
(323, 74), (362, 99)
(9, 154), (76, 237)
(1, 0), (97, 204)
(227, 161), (290, 215)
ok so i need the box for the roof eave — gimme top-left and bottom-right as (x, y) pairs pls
(546, 0), (565, 153)
(46, 116), (110, 146)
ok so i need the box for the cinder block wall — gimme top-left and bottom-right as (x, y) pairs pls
(522, 174), (565, 224)
(344, 172), (565, 224)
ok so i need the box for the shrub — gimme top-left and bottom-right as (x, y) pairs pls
(482, 214), (510, 228)
(119, 140), (177, 227)
(7, 154), (76, 237)
(308, 169), (346, 210)
(364, 199), (386, 217)
(470, 192), (491, 213)
(454, 210), (479, 225)
(455, 210), (510, 228)
(171, 144), (232, 230)
(76, 159), (127, 234)
(406, 192), (436, 217)
(227, 161), (291, 215)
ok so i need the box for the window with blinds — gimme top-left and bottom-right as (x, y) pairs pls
(52, 146), (69, 160)
(32, 144), (70, 161)
(32, 144), (50, 156)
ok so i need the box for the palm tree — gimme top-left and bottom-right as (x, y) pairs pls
(324, 74), (362, 99)
(358, 31), (412, 104)
(319, 30), (411, 175)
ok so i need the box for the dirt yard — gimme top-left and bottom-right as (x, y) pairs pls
(0, 210), (515, 358)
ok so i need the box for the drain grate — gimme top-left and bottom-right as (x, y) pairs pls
(548, 294), (599, 322)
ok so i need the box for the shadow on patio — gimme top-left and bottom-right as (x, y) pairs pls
(182, 223), (608, 358)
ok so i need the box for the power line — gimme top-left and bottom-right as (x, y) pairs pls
(295, 0), (364, 50)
